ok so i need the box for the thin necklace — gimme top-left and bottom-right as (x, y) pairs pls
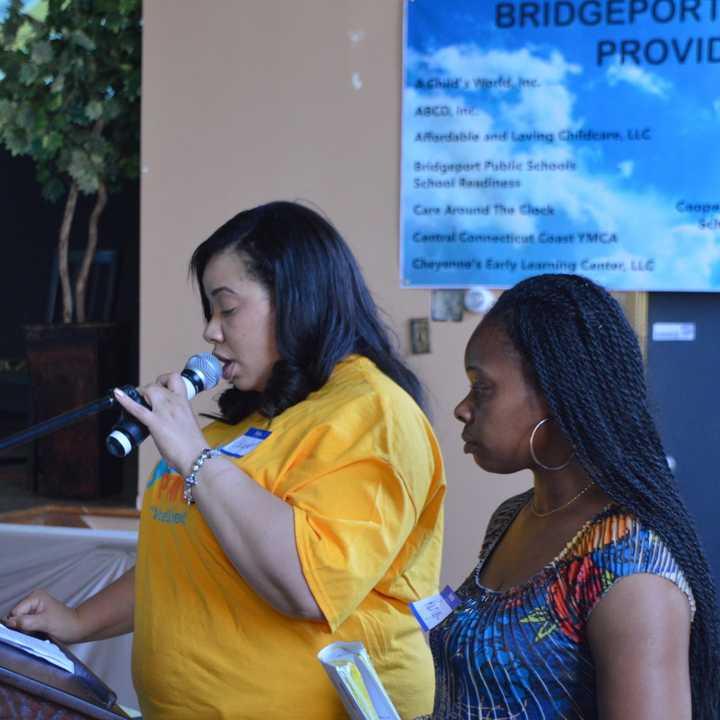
(530, 481), (595, 518)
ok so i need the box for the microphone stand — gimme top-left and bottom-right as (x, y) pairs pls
(0, 391), (121, 453)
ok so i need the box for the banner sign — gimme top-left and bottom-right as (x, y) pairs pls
(401, 0), (720, 291)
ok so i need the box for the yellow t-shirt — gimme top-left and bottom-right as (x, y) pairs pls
(132, 355), (445, 719)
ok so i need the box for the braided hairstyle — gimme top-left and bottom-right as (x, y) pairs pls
(484, 273), (719, 718)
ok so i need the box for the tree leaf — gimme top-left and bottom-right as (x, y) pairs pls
(70, 29), (95, 51)
(50, 74), (64, 93)
(85, 99), (103, 120)
(42, 130), (63, 152)
(31, 40), (53, 64)
(68, 147), (100, 193)
(19, 62), (39, 85)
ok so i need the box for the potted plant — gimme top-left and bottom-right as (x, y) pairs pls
(0, 0), (141, 498)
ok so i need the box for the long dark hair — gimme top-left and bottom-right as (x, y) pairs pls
(484, 273), (719, 719)
(190, 200), (424, 421)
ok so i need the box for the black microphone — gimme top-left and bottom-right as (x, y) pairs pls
(105, 352), (223, 458)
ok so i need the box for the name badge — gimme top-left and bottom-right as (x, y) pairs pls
(409, 585), (461, 632)
(220, 428), (271, 458)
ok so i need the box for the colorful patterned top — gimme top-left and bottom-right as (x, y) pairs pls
(426, 491), (695, 720)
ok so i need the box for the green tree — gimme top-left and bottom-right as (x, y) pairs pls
(0, 0), (140, 322)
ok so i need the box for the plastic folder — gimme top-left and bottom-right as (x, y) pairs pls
(318, 641), (400, 720)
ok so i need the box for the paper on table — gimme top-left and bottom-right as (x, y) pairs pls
(0, 622), (74, 673)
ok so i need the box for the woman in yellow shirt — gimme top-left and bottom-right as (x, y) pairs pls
(7, 201), (446, 719)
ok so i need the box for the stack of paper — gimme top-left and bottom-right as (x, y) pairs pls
(0, 622), (74, 673)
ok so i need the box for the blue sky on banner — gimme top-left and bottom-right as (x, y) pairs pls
(403, 0), (720, 290)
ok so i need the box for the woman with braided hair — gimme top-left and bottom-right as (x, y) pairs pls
(425, 273), (719, 719)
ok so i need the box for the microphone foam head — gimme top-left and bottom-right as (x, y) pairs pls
(186, 352), (223, 390)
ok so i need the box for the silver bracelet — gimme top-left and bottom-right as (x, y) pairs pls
(183, 448), (221, 505)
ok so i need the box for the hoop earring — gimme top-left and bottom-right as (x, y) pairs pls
(529, 418), (574, 471)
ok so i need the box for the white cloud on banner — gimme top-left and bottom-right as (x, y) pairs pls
(605, 61), (672, 98)
(427, 45), (582, 86)
(618, 160), (634, 178)
(404, 44), (720, 288)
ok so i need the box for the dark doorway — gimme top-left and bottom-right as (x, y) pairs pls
(647, 293), (720, 588)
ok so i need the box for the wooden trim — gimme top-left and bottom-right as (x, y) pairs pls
(0, 505), (139, 528)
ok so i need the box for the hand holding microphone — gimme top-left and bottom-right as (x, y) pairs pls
(108, 353), (223, 472)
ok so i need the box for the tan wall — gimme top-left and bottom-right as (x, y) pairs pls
(141, 0), (531, 587)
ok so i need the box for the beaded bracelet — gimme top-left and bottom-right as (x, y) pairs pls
(183, 448), (222, 505)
